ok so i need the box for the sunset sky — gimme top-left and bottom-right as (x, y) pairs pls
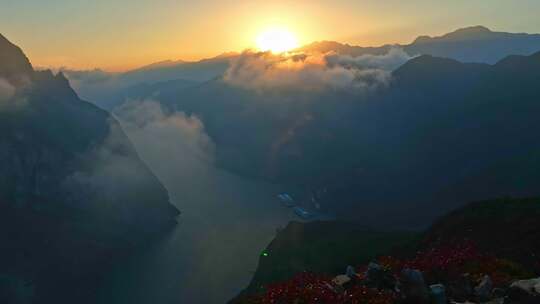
(2, 0), (540, 71)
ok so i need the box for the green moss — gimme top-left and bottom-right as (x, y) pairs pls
(245, 221), (418, 293)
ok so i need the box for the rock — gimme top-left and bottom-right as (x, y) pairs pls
(332, 275), (351, 286)
(365, 262), (383, 285)
(430, 284), (446, 304)
(492, 287), (506, 298)
(510, 278), (540, 294)
(448, 274), (474, 302)
(366, 262), (382, 278)
(345, 265), (357, 278)
(507, 284), (540, 303)
(400, 269), (430, 304)
(364, 262), (396, 289)
(474, 275), (493, 300)
(534, 282), (540, 294)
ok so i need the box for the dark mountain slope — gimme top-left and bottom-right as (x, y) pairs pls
(0, 34), (179, 304)
(235, 221), (417, 298)
(232, 197), (540, 303)
(422, 197), (540, 268)
(0, 34), (33, 83)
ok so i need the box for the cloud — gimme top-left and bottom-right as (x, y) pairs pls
(114, 100), (215, 165)
(0, 78), (28, 111)
(223, 48), (412, 92)
(63, 99), (215, 216)
(0, 78), (15, 101)
(62, 119), (168, 219)
(325, 47), (414, 71)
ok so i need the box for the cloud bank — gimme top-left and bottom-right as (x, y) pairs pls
(114, 100), (215, 165)
(63, 99), (215, 219)
(325, 47), (413, 71)
(62, 119), (165, 219)
(223, 48), (412, 91)
(0, 78), (28, 111)
(0, 78), (15, 102)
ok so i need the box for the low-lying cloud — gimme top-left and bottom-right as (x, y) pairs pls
(0, 77), (28, 111)
(62, 119), (165, 217)
(325, 47), (413, 71)
(0, 78), (15, 102)
(114, 100), (215, 165)
(63, 99), (215, 218)
(223, 48), (412, 91)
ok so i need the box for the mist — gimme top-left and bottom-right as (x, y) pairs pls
(94, 100), (295, 304)
(0, 78), (27, 111)
(0, 78), (15, 101)
(223, 48), (412, 92)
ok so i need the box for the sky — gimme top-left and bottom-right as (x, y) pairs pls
(2, 0), (540, 71)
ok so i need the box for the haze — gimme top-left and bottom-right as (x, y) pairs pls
(3, 2), (540, 304)
(2, 0), (540, 70)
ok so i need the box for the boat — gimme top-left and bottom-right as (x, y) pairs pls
(293, 206), (312, 219)
(277, 193), (295, 207)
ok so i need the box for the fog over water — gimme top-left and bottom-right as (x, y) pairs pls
(96, 101), (295, 304)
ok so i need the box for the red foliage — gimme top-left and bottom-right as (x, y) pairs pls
(249, 241), (532, 303)
(252, 272), (396, 304)
(378, 241), (529, 286)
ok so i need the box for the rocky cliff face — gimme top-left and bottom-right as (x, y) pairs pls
(0, 34), (179, 303)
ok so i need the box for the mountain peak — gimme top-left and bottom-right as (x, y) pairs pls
(0, 33), (34, 84)
(413, 26), (493, 44)
(452, 25), (492, 34)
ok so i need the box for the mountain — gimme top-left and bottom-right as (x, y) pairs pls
(406, 26), (540, 63)
(138, 48), (540, 229)
(0, 34), (179, 304)
(302, 26), (540, 64)
(62, 55), (232, 110)
(232, 221), (417, 300)
(0, 34), (33, 83)
(120, 55), (232, 85)
(57, 25), (540, 228)
(65, 26), (540, 111)
(298, 40), (396, 57)
(232, 197), (540, 303)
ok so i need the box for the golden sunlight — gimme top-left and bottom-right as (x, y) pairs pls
(255, 28), (299, 53)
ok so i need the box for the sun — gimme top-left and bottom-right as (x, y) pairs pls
(256, 28), (299, 53)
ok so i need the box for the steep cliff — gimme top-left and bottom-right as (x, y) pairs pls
(0, 33), (179, 304)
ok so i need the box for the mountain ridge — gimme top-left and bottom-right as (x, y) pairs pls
(0, 33), (179, 304)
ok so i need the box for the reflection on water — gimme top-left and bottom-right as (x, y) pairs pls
(97, 116), (295, 304)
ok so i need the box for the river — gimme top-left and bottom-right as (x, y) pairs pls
(96, 112), (296, 304)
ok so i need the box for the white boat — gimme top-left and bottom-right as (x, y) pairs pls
(277, 193), (295, 207)
(293, 206), (312, 219)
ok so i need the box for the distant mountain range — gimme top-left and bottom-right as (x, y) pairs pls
(62, 55), (233, 109)
(0, 33), (178, 303)
(301, 25), (540, 64)
(129, 44), (540, 228)
(64, 26), (540, 110)
(58, 25), (540, 225)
